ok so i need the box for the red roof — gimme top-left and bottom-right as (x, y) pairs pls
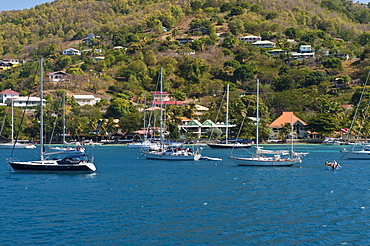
(269, 112), (307, 128)
(151, 91), (170, 95)
(152, 101), (183, 105)
(0, 89), (19, 95)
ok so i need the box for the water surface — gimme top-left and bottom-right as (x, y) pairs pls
(0, 144), (369, 245)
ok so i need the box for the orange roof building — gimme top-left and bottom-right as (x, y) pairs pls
(269, 112), (308, 139)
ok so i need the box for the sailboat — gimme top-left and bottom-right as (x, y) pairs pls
(229, 79), (302, 166)
(0, 93), (36, 149)
(7, 57), (96, 172)
(340, 71), (370, 159)
(207, 84), (252, 149)
(141, 67), (201, 161)
(46, 92), (85, 155)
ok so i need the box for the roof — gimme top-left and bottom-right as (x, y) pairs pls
(73, 95), (96, 100)
(46, 71), (70, 76)
(13, 97), (45, 102)
(144, 106), (165, 111)
(179, 117), (192, 121)
(151, 91), (170, 95)
(252, 41), (275, 45)
(195, 105), (209, 111)
(0, 89), (19, 95)
(152, 101), (183, 105)
(269, 112), (307, 128)
(240, 35), (260, 38)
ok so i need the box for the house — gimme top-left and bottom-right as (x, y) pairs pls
(150, 91), (183, 105)
(252, 40), (276, 48)
(2, 59), (22, 65)
(177, 119), (235, 138)
(62, 48), (81, 56)
(0, 62), (14, 70)
(12, 97), (46, 107)
(176, 38), (195, 44)
(194, 105), (209, 116)
(266, 49), (287, 56)
(83, 33), (101, 45)
(290, 52), (315, 60)
(0, 89), (20, 106)
(151, 91), (171, 101)
(46, 71), (70, 83)
(269, 112), (308, 139)
(299, 45), (314, 53)
(239, 35), (261, 43)
(73, 95), (101, 106)
(191, 27), (209, 35)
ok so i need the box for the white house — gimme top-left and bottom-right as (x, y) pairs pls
(239, 35), (261, 43)
(299, 45), (314, 53)
(252, 40), (276, 48)
(46, 71), (70, 82)
(73, 95), (101, 106)
(267, 49), (288, 56)
(0, 89), (20, 105)
(290, 52), (315, 60)
(12, 97), (46, 107)
(62, 48), (81, 56)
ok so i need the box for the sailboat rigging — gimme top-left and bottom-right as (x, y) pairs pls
(0, 92), (36, 149)
(229, 79), (302, 166)
(207, 84), (252, 149)
(141, 67), (201, 161)
(7, 57), (96, 172)
(46, 91), (85, 155)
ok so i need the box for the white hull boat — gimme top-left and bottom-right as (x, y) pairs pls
(229, 155), (301, 166)
(144, 148), (201, 161)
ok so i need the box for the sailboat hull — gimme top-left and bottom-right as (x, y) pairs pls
(143, 151), (201, 161)
(8, 160), (96, 172)
(229, 156), (301, 166)
(0, 143), (36, 149)
(207, 143), (251, 148)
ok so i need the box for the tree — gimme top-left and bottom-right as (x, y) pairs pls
(233, 65), (254, 84)
(106, 98), (137, 118)
(230, 6), (244, 16)
(228, 18), (244, 35)
(220, 2), (232, 12)
(322, 57), (343, 70)
(55, 55), (72, 70)
(190, 0), (202, 11)
(305, 71), (328, 87)
(308, 113), (340, 135)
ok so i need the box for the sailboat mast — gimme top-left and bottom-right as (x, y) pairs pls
(256, 79), (259, 148)
(39, 57), (44, 161)
(226, 84), (229, 144)
(11, 92), (14, 143)
(159, 67), (163, 148)
(62, 91), (66, 145)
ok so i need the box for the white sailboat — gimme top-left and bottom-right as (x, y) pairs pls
(46, 92), (85, 155)
(0, 93), (36, 149)
(141, 67), (201, 161)
(229, 79), (302, 166)
(207, 84), (252, 149)
(7, 57), (96, 172)
(340, 71), (370, 159)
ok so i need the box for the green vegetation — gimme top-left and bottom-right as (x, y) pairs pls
(0, 0), (370, 141)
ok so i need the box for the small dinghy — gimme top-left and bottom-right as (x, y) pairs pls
(325, 160), (341, 170)
(200, 156), (223, 161)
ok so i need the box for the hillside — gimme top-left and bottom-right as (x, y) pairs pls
(0, 0), (370, 140)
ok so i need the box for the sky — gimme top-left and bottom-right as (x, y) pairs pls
(0, 1), (53, 12)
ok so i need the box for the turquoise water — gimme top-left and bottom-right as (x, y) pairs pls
(1, 144), (369, 245)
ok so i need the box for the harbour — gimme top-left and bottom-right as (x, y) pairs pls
(1, 144), (369, 245)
